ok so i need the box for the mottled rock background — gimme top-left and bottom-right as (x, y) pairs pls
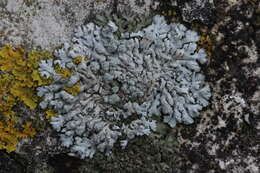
(0, 0), (259, 173)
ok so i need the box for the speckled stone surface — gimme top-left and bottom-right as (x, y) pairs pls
(0, 0), (259, 173)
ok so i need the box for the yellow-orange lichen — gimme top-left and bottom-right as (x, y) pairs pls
(197, 34), (214, 57)
(45, 109), (58, 119)
(72, 56), (83, 64)
(63, 82), (81, 96)
(0, 117), (36, 152)
(0, 74), (16, 118)
(54, 64), (73, 78)
(0, 45), (53, 109)
(0, 45), (53, 152)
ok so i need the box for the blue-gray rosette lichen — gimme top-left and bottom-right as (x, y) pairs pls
(37, 15), (211, 159)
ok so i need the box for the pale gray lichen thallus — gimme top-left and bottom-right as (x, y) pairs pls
(37, 15), (211, 159)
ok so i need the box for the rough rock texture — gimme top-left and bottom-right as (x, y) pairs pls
(0, 0), (112, 49)
(175, 0), (260, 172)
(0, 0), (159, 50)
(177, 0), (216, 26)
(0, 0), (259, 173)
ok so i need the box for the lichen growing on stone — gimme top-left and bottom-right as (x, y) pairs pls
(197, 33), (214, 57)
(0, 117), (36, 152)
(37, 15), (211, 159)
(93, 9), (153, 38)
(0, 45), (53, 109)
(0, 45), (52, 152)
